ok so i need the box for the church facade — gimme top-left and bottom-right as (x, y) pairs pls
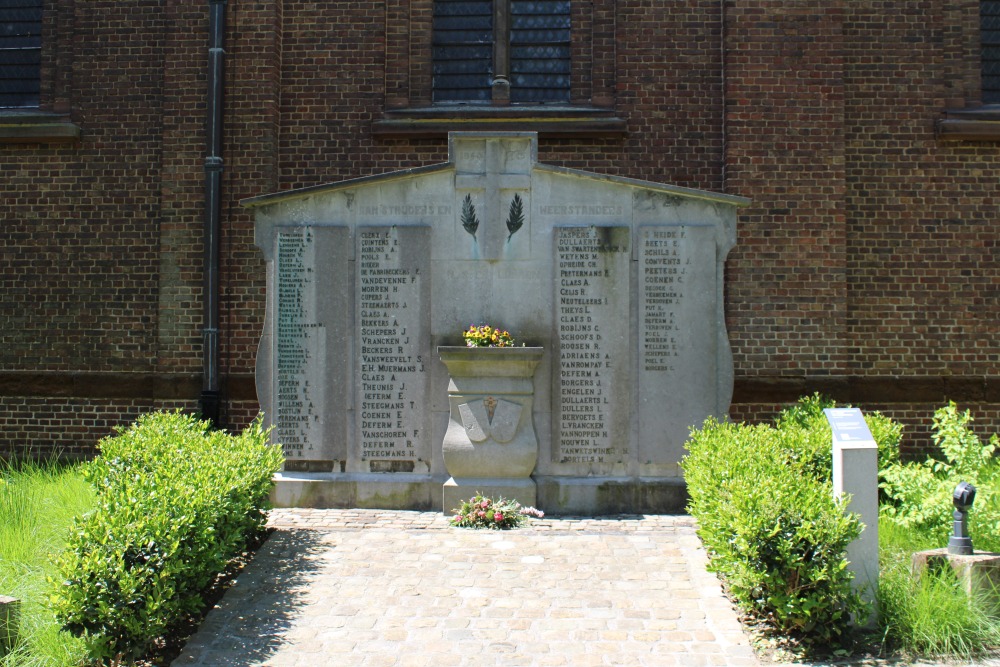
(1, 0), (998, 460)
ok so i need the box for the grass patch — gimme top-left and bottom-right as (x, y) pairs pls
(0, 458), (93, 667)
(878, 518), (1000, 660)
(877, 402), (1000, 659)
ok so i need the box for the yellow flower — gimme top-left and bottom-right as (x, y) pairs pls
(461, 323), (517, 347)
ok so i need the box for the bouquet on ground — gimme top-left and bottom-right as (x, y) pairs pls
(451, 494), (544, 529)
(463, 324), (517, 348)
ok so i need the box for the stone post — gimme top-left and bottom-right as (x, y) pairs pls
(825, 408), (879, 626)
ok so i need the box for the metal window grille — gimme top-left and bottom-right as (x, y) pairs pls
(432, 0), (570, 104)
(0, 0), (42, 108)
(433, 0), (494, 103)
(510, 0), (570, 103)
(984, 1), (1000, 103)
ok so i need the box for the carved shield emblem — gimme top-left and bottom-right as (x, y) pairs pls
(458, 397), (523, 444)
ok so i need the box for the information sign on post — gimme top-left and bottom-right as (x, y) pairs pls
(824, 408), (879, 626)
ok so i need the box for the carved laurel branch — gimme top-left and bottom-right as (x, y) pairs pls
(461, 194), (480, 240)
(505, 193), (524, 242)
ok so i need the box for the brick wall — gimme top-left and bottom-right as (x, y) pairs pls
(722, 0), (999, 455)
(0, 397), (194, 459)
(0, 0), (996, 459)
(845, 1), (999, 378)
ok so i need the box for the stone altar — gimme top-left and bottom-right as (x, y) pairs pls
(245, 132), (748, 514)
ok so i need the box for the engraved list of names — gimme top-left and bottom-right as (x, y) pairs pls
(355, 226), (430, 468)
(638, 224), (718, 464)
(275, 229), (324, 459)
(640, 226), (685, 373)
(554, 226), (630, 466)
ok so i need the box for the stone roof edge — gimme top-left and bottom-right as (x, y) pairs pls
(532, 163), (752, 208)
(240, 162), (455, 208)
(241, 158), (752, 210)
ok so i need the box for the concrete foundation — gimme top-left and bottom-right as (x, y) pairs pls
(912, 549), (1000, 612)
(273, 474), (689, 515)
(443, 477), (537, 515)
(271, 472), (443, 511)
(0, 596), (19, 658)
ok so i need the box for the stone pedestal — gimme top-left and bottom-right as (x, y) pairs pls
(438, 346), (543, 513)
(912, 549), (1000, 612)
(0, 596), (19, 657)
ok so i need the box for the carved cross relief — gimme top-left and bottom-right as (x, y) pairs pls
(455, 137), (531, 260)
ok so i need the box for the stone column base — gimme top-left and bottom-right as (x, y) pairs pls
(443, 477), (537, 515)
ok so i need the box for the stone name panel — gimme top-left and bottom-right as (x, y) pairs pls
(553, 226), (631, 467)
(355, 226), (432, 472)
(273, 226), (350, 467)
(638, 225), (718, 465)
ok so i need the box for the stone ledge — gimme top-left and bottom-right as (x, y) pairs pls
(0, 371), (256, 400)
(732, 375), (1000, 404)
(266, 507), (697, 531)
(373, 105), (627, 139)
(0, 110), (81, 144)
(270, 472), (444, 511)
(936, 105), (1000, 141)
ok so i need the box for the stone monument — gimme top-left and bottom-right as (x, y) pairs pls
(245, 132), (748, 514)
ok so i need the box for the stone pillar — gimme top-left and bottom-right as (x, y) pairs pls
(826, 408), (879, 626)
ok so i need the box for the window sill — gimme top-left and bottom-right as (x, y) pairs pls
(936, 105), (1000, 141)
(0, 110), (81, 144)
(372, 105), (627, 139)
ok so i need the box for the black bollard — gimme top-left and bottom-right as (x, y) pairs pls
(948, 481), (976, 556)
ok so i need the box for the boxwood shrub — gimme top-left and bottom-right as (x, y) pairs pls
(50, 411), (283, 663)
(682, 397), (901, 645)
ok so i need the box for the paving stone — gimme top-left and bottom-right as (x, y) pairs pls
(171, 509), (758, 667)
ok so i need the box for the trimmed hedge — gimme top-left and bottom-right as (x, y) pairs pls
(50, 411), (283, 663)
(682, 396), (901, 645)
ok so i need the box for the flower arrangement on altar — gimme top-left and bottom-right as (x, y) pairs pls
(450, 494), (544, 529)
(462, 324), (517, 348)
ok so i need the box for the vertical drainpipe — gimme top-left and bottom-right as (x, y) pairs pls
(201, 0), (226, 425)
(720, 0), (727, 192)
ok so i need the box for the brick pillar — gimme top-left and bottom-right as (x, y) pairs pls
(724, 0), (848, 379)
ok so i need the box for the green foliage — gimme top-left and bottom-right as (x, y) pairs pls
(876, 406), (1000, 658)
(775, 393), (902, 482)
(931, 401), (998, 477)
(880, 402), (1000, 550)
(50, 411), (283, 664)
(683, 416), (867, 644)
